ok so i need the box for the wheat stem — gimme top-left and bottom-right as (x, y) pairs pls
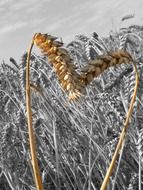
(26, 34), (43, 190)
(100, 62), (139, 190)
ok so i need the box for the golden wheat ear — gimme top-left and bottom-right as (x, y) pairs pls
(34, 33), (85, 101)
(79, 50), (133, 86)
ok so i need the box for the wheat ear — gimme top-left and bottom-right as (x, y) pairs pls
(80, 50), (133, 85)
(33, 33), (85, 101)
(100, 61), (139, 190)
(26, 35), (43, 190)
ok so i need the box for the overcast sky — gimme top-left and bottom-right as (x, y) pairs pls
(0, 0), (143, 63)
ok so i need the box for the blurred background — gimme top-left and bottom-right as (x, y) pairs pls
(0, 0), (143, 62)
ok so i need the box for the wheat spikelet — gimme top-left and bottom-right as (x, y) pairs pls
(80, 50), (133, 86)
(121, 14), (134, 22)
(34, 33), (85, 101)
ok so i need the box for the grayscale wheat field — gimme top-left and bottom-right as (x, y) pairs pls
(0, 0), (143, 190)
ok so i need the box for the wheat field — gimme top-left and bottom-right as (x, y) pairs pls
(0, 23), (143, 190)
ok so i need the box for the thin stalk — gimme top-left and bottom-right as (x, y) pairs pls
(88, 123), (93, 190)
(138, 129), (142, 190)
(100, 62), (139, 190)
(26, 34), (43, 190)
(112, 139), (125, 190)
(52, 115), (61, 190)
(139, 152), (141, 190)
(88, 109), (96, 190)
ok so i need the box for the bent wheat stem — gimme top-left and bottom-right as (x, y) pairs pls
(26, 35), (43, 190)
(100, 61), (139, 190)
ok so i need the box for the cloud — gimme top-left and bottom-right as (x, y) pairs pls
(9, 0), (51, 12)
(0, 0), (14, 7)
(0, 22), (27, 35)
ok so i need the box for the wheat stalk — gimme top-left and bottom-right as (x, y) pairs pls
(26, 36), (43, 190)
(100, 61), (139, 190)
